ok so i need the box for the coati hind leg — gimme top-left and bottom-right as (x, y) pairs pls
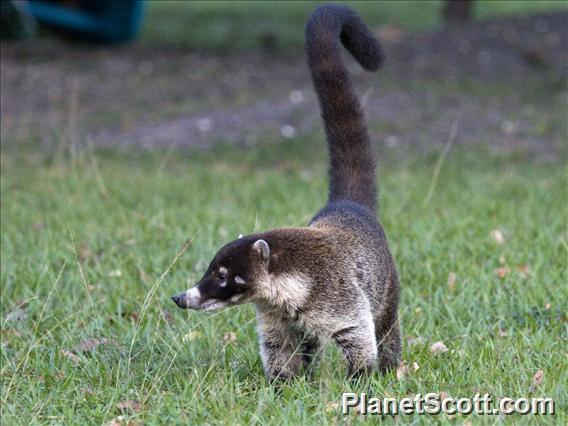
(258, 320), (304, 381)
(332, 317), (378, 378)
(375, 316), (401, 374)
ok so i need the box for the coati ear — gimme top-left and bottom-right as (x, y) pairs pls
(252, 239), (270, 261)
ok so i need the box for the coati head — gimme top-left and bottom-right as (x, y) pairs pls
(171, 236), (270, 311)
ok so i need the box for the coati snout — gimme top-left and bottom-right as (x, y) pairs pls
(171, 238), (269, 310)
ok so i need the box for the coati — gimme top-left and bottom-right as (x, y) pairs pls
(171, 4), (401, 379)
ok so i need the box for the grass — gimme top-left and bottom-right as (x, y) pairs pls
(1, 135), (566, 424)
(141, 0), (567, 50)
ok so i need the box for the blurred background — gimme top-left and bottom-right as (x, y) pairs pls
(1, 0), (566, 155)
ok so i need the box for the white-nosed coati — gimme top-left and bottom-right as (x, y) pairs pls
(172, 4), (401, 380)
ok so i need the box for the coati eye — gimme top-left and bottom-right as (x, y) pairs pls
(217, 267), (228, 280)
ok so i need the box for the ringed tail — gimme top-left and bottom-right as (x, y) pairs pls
(305, 4), (384, 212)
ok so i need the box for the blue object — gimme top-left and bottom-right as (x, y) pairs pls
(28, 0), (145, 43)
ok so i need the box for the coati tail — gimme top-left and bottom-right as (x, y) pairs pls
(305, 4), (384, 211)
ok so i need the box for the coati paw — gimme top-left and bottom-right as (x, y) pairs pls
(266, 369), (295, 384)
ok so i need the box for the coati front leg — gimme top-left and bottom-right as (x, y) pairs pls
(332, 315), (378, 378)
(299, 334), (321, 373)
(258, 320), (304, 381)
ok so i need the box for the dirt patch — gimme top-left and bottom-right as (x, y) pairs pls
(1, 12), (566, 157)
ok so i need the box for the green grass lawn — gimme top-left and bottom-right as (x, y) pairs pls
(1, 137), (566, 424)
(141, 0), (566, 50)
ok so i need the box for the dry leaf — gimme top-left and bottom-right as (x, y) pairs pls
(108, 270), (123, 278)
(197, 117), (213, 132)
(496, 267), (510, 279)
(223, 332), (237, 344)
(61, 349), (81, 365)
(82, 386), (95, 397)
(15, 299), (29, 310)
(139, 270), (151, 285)
(122, 311), (140, 322)
(450, 349), (465, 357)
(544, 303), (551, 310)
(385, 135), (400, 148)
(5, 307), (27, 322)
(182, 331), (201, 342)
(430, 341), (449, 354)
(289, 90), (304, 104)
(280, 124), (296, 138)
(491, 229), (505, 245)
(406, 336), (425, 347)
(104, 416), (140, 426)
(499, 255), (506, 265)
(160, 310), (173, 324)
(116, 400), (142, 413)
(499, 328), (508, 337)
(516, 264), (529, 278)
(76, 337), (110, 352)
(325, 402), (340, 412)
(533, 369), (544, 386)
(78, 244), (92, 262)
(396, 361), (419, 380)
(529, 369), (544, 392)
(447, 272), (457, 291)
(396, 363), (407, 380)
(5, 300), (28, 322)
(0, 328), (22, 346)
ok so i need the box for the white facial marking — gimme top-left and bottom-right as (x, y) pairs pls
(184, 286), (230, 311)
(219, 266), (228, 275)
(238, 234), (244, 239)
(186, 286), (201, 304)
(219, 280), (227, 287)
(234, 276), (246, 285)
(230, 294), (244, 303)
